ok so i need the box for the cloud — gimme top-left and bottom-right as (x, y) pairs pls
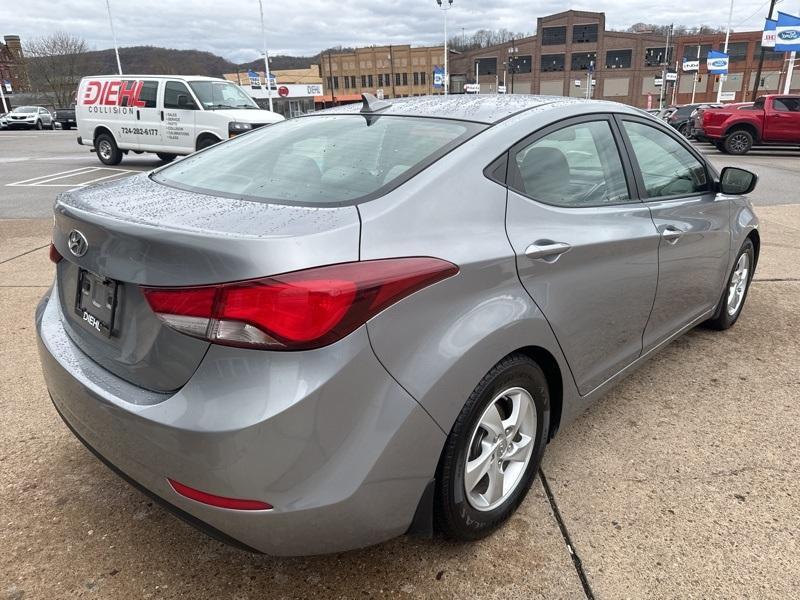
(4, 0), (768, 62)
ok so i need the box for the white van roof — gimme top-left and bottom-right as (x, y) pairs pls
(80, 75), (227, 82)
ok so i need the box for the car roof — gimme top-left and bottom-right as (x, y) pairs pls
(315, 94), (600, 125)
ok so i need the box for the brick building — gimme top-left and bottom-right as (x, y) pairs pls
(318, 44), (446, 101)
(0, 35), (29, 98)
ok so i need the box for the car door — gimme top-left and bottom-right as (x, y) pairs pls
(616, 116), (731, 350)
(39, 107), (51, 127)
(504, 116), (660, 396)
(765, 97), (800, 142)
(162, 80), (199, 154)
(132, 80), (163, 150)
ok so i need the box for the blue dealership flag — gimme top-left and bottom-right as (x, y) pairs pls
(433, 66), (444, 88)
(706, 50), (729, 75)
(763, 18), (777, 48)
(775, 12), (800, 52)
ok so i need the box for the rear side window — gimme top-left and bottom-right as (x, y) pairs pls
(153, 115), (483, 205)
(138, 81), (159, 108)
(622, 120), (709, 198)
(509, 120), (633, 207)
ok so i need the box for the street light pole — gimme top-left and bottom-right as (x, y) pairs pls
(258, 0), (274, 112)
(436, 0), (453, 96)
(716, 0), (735, 103)
(659, 24), (672, 109)
(105, 0), (123, 75)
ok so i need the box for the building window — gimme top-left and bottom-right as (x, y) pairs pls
(644, 47), (673, 67)
(395, 72), (401, 86)
(333, 76), (339, 89)
(361, 75), (367, 87)
(542, 26), (567, 45)
(413, 72), (420, 85)
(402, 72), (408, 86)
(327, 77), (333, 90)
(541, 54), (565, 72)
(476, 57), (498, 75)
(605, 49), (632, 69)
(573, 24), (598, 44)
(753, 42), (783, 61)
(508, 55), (532, 74)
(683, 44), (713, 61)
(368, 74), (374, 87)
(421, 71), (427, 85)
(727, 42), (749, 62)
(571, 52), (597, 71)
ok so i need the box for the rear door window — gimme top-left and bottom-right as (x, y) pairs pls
(153, 115), (484, 205)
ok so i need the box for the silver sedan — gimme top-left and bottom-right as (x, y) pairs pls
(37, 94), (759, 555)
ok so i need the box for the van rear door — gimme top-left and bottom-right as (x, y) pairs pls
(162, 80), (198, 154)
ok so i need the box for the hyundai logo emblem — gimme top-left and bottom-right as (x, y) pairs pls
(67, 229), (88, 257)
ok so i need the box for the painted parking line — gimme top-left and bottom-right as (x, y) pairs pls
(6, 166), (138, 187)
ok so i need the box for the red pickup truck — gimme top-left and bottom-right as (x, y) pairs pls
(701, 95), (800, 154)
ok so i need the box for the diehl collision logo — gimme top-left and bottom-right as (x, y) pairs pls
(81, 80), (146, 114)
(778, 30), (800, 40)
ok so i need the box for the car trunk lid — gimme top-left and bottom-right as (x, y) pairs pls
(51, 173), (361, 392)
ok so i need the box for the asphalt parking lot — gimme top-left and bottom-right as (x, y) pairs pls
(1, 128), (799, 599)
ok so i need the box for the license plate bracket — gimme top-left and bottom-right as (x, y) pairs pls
(75, 269), (118, 338)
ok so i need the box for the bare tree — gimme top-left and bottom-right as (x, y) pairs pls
(24, 32), (89, 106)
(449, 29), (532, 52)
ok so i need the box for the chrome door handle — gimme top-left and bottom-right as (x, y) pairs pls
(662, 225), (684, 243)
(525, 241), (572, 261)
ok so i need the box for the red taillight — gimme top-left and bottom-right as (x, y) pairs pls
(49, 243), (63, 263)
(141, 257), (458, 350)
(167, 478), (272, 511)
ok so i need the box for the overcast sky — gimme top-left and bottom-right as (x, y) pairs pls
(4, 0), (774, 62)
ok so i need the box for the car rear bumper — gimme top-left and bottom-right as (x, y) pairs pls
(36, 286), (445, 556)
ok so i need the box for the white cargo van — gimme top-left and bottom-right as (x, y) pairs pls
(75, 75), (284, 165)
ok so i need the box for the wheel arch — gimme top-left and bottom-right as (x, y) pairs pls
(724, 121), (760, 143)
(747, 228), (761, 271)
(514, 346), (564, 441)
(195, 131), (221, 151)
(92, 125), (114, 143)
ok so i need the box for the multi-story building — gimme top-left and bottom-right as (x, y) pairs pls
(0, 35), (29, 102)
(318, 44), (446, 101)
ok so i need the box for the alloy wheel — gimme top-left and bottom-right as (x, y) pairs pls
(727, 253), (749, 316)
(98, 140), (112, 161)
(464, 386), (536, 511)
(728, 133), (749, 153)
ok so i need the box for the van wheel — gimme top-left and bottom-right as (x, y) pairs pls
(156, 152), (177, 163)
(435, 353), (550, 541)
(95, 133), (122, 165)
(196, 135), (220, 151)
(35, 120), (43, 130)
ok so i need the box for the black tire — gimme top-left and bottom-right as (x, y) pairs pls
(435, 353), (550, 541)
(156, 152), (177, 163)
(678, 123), (691, 138)
(35, 120), (43, 130)
(724, 129), (753, 155)
(95, 132), (122, 166)
(49, 121), (55, 130)
(196, 135), (219, 151)
(704, 238), (755, 330)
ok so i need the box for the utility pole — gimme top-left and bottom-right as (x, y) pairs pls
(258, 0), (274, 112)
(389, 45), (397, 98)
(105, 0), (123, 75)
(752, 0), (779, 99)
(716, 0), (735, 102)
(671, 56), (679, 105)
(691, 43), (700, 103)
(0, 82), (8, 113)
(327, 53), (335, 103)
(784, 52), (797, 94)
(659, 24), (673, 109)
(436, 0), (453, 95)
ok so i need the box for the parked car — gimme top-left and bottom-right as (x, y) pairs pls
(0, 112), (7, 128)
(702, 94), (800, 154)
(4, 105), (54, 129)
(38, 94), (760, 556)
(53, 106), (77, 130)
(75, 75), (284, 165)
(666, 103), (704, 137)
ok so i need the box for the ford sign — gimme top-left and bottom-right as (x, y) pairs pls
(778, 29), (800, 40)
(711, 59), (727, 67)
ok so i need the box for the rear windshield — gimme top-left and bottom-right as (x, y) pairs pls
(152, 114), (483, 206)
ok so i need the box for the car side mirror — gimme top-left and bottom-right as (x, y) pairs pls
(719, 167), (757, 195)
